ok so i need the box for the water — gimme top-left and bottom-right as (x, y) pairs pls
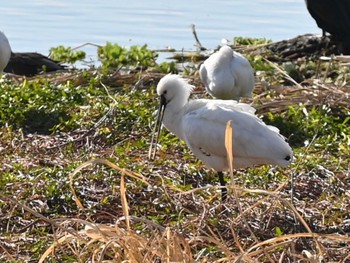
(0, 0), (319, 61)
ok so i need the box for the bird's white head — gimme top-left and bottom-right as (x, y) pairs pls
(149, 74), (193, 159)
(219, 45), (233, 58)
(156, 74), (194, 108)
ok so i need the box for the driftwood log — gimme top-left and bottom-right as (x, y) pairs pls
(265, 34), (339, 62)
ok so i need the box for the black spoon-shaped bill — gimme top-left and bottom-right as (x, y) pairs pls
(148, 95), (167, 160)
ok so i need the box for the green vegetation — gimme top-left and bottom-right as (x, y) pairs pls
(0, 38), (349, 262)
(50, 45), (86, 64)
(97, 42), (158, 71)
(234, 36), (272, 46)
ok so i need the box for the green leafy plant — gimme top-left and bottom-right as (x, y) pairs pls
(156, 61), (179, 74)
(275, 226), (283, 237)
(97, 42), (158, 71)
(264, 104), (350, 153)
(234, 36), (272, 46)
(129, 45), (158, 68)
(0, 76), (105, 133)
(50, 45), (86, 64)
(247, 54), (274, 72)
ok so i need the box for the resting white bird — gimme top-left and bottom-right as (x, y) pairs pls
(199, 45), (255, 100)
(0, 31), (11, 75)
(149, 74), (293, 199)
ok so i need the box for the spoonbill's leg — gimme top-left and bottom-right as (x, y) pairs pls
(218, 171), (227, 201)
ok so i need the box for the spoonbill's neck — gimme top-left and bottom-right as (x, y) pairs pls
(162, 95), (188, 141)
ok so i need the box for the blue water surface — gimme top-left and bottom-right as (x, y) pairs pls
(0, 0), (319, 60)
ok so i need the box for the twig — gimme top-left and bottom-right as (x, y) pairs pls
(263, 58), (304, 89)
(191, 24), (207, 51)
(71, 42), (103, 51)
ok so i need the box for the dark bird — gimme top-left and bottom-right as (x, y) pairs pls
(0, 30), (66, 77)
(4, 52), (66, 77)
(305, 0), (350, 54)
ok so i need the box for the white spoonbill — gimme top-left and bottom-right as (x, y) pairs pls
(0, 31), (11, 75)
(149, 74), (293, 199)
(199, 45), (255, 100)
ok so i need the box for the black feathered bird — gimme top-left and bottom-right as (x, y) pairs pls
(4, 52), (66, 77)
(305, 0), (350, 54)
(0, 30), (66, 77)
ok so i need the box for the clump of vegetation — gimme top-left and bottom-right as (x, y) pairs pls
(50, 45), (86, 64)
(0, 36), (350, 262)
(265, 104), (350, 148)
(97, 42), (158, 71)
(234, 36), (272, 46)
(0, 76), (106, 134)
(156, 61), (179, 74)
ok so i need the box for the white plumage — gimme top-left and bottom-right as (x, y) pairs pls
(150, 74), (292, 198)
(0, 31), (11, 75)
(199, 45), (255, 100)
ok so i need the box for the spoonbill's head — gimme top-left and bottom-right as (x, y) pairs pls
(149, 74), (193, 159)
(156, 74), (193, 107)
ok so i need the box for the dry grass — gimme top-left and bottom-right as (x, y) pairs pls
(2, 156), (350, 262)
(38, 160), (192, 262)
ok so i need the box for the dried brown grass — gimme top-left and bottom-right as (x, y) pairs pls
(36, 159), (193, 262)
(1, 152), (348, 262)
